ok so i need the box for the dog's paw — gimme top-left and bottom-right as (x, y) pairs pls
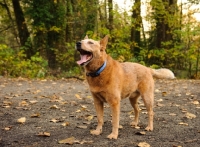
(90, 129), (102, 135)
(130, 122), (138, 128)
(145, 126), (153, 131)
(107, 133), (118, 139)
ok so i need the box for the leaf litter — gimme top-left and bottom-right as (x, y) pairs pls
(1, 79), (200, 146)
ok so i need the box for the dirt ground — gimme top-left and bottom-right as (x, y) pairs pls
(0, 77), (200, 147)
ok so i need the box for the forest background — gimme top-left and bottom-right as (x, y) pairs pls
(0, 0), (200, 79)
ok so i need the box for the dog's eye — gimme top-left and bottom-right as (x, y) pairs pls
(88, 41), (94, 44)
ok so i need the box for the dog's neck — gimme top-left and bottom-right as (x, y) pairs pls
(86, 61), (107, 77)
(85, 55), (108, 77)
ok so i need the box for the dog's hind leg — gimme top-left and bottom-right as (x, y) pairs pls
(129, 92), (140, 128)
(141, 92), (154, 131)
(90, 96), (104, 136)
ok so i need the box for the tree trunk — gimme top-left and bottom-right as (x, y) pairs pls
(108, 0), (113, 34)
(0, 0), (20, 46)
(66, 0), (73, 42)
(130, 0), (142, 56)
(12, 0), (33, 59)
(155, 0), (177, 49)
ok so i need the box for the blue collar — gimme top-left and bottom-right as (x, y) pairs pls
(86, 61), (107, 77)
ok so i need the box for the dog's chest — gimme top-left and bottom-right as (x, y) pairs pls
(92, 91), (107, 102)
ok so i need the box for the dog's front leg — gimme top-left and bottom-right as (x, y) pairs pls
(107, 100), (120, 139)
(90, 96), (104, 136)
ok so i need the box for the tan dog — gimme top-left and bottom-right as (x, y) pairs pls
(76, 35), (175, 139)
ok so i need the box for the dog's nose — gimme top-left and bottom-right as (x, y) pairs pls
(76, 41), (81, 47)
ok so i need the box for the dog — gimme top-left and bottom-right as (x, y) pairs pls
(76, 35), (175, 139)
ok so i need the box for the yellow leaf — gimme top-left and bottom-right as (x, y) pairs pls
(192, 101), (199, 105)
(31, 113), (40, 118)
(185, 112), (196, 119)
(58, 137), (75, 144)
(76, 109), (81, 113)
(138, 142), (150, 147)
(85, 115), (93, 121)
(87, 95), (92, 99)
(50, 118), (59, 123)
(50, 105), (59, 109)
(62, 122), (70, 126)
(17, 117), (26, 124)
(75, 94), (82, 99)
(37, 132), (50, 137)
(29, 100), (38, 104)
(179, 122), (188, 126)
(19, 101), (28, 106)
(4, 126), (12, 131)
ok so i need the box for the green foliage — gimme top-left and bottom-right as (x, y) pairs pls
(0, 44), (47, 78)
(0, 0), (200, 79)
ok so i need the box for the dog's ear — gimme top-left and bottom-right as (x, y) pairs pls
(84, 35), (88, 39)
(100, 35), (109, 50)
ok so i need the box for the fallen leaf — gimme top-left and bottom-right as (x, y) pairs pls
(50, 105), (59, 109)
(185, 112), (196, 119)
(135, 126), (141, 129)
(17, 117), (26, 124)
(169, 113), (177, 116)
(4, 96), (13, 99)
(50, 118), (59, 123)
(4, 126), (12, 131)
(76, 109), (81, 113)
(31, 113), (40, 118)
(62, 122), (70, 126)
(29, 100), (38, 104)
(138, 142), (150, 147)
(157, 99), (163, 102)
(162, 92), (167, 96)
(86, 95), (92, 99)
(186, 92), (191, 96)
(78, 140), (94, 144)
(85, 115), (93, 121)
(75, 94), (82, 99)
(37, 132), (50, 137)
(3, 101), (12, 106)
(83, 121), (91, 125)
(19, 101), (28, 107)
(81, 105), (87, 110)
(58, 137), (75, 144)
(192, 101), (199, 105)
(178, 122), (188, 126)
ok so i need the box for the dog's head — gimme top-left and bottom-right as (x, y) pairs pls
(76, 35), (108, 66)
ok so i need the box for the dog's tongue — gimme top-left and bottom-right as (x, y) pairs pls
(77, 55), (88, 65)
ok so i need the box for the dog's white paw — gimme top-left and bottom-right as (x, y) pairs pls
(107, 133), (118, 139)
(145, 126), (153, 131)
(90, 129), (102, 135)
(130, 122), (138, 127)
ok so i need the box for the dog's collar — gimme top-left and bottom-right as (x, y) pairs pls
(86, 61), (107, 77)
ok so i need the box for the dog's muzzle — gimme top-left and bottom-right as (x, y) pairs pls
(76, 41), (82, 50)
(76, 41), (93, 66)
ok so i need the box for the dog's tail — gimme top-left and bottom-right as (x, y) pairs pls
(150, 68), (175, 79)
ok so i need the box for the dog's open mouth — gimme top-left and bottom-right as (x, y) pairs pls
(77, 49), (93, 66)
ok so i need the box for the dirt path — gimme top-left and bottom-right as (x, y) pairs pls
(0, 78), (200, 147)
